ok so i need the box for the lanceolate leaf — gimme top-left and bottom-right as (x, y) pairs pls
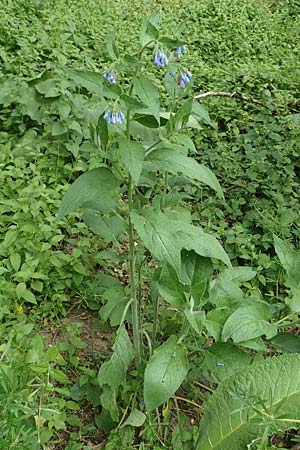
(145, 148), (223, 198)
(58, 168), (120, 219)
(118, 139), (145, 186)
(144, 336), (188, 412)
(196, 354), (300, 450)
(98, 325), (134, 390)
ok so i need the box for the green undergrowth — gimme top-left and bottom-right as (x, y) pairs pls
(0, 0), (300, 449)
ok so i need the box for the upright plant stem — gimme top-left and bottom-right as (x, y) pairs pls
(126, 111), (142, 367)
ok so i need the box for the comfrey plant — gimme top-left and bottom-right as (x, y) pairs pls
(58, 11), (232, 437)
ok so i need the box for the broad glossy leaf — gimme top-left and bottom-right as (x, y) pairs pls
(58, 168), (120, 219)
(221, 301), (277, 343)
(144, 336), (188, 412)
(145, 148), (223, 198)
(118, 139), (145, 186)
(196, 354), (300, 450)
(98, 325), (134, 389)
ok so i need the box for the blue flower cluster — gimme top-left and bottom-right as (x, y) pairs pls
(103, 71), (116, 84)
(173, 45), (187, 59)
(178, 70), (192, 88)
(153, 50), (169, 68)
(103, 111), (125, 125)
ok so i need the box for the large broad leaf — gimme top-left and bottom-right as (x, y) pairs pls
(65, 68), (104, 95)
(83, 210), (125, 243)
(144, 336), (188, 412)
(203, 342), (252, 382)
(181, 252), (213, 306)
(221, 301), (277, 343)
(196, 354), (300, 450)
(271, 332), (300, 353)
(140, 11), (160, 46)
(58, 168), (120, 219)
(178, 224), (231, 268)
(145, 148), (223, 198)
(131, 209), (230, 278)
(131, 209), (183, 276)
(274, 235), (300, 289)
(158, 264), (187, 308)
(118, 139), (145, 186)
(133, 77), (160, 122)
(98, 325), (134, 390)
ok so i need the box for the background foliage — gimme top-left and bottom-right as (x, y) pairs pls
(0, 0), (300, 449)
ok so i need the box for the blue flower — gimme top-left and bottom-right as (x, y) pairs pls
(103, 71), (116, 84)
(177, 70), (192, 88)
(173, 45), (187, 59)
(103, 111), (125, 125)
(153, 50), (169, 68)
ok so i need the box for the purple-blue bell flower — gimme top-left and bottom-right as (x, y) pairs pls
(103, 111), (125, 125)
(103, 71), (116, 84)
(174, 45), (187, 59)
(153, 50), (169, 68)
(177, 70), (192, 88)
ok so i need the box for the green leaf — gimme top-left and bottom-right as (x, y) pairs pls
(118, 139), (145, 186)
(144, 336), (188, 412)
(196, 354), (300, 450)
(192, 101), (212, 126)
(221, 301), (277, 343)
(65, 68), (104, 95)
(140, 11), (160, 46)
(184, 306), (205, 334)
(158, 264), (187, 308)
(99, 287), (129, 327)
(35, 79), (60, 97)
(133, 77), (160, 122)
(131, 209), (230, 278)
(203, 343), (252, 382)
(131, 209), (182, 276)
(271, 332), (300, 353)
(145, 148), (223, 198)
(181, 252), (213, 306)
(168, 99), (194, 132)
(58, 168), (120, 219)
(274, 235), (300, 289)
(83, 210), (125, 243)
(106, 32), (119, 60)
(98, 325), (134, 389)
(120, 409), (146, 428)
(10, 252), (21, 271)
(16, 282), (37, 304)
